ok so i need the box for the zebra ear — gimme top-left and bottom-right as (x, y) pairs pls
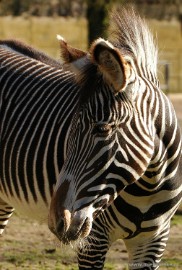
(57, 35), (86, 63)
(90, 38), (131, 93)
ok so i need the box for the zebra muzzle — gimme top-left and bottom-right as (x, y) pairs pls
(50, 208), (92, 244)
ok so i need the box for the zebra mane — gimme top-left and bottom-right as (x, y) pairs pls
(0, 39), (61, 69)
(110, 6), (158, 77)
(76, 7), (159, 106)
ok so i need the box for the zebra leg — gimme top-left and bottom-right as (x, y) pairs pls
(0, 198), (14, 235)
(124, 224), (170, 270)
(77, 219), (110, 269)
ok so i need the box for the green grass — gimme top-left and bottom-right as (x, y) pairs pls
(1, 248), (121, 270)
(160, 258), (182, 270)
(1, 248), (78, 270)
(171, 215), (182, 226)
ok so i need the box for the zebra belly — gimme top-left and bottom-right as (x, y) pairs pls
(0, 186), (50, 223)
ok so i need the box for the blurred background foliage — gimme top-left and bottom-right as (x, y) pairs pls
(0, 0), (181, 18)
(0, 0), (181, 43)
(0, 0), (181, 92)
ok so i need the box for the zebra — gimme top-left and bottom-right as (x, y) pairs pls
(0, 7), (181, 270)
(0, 38), (80, 226)
(48, 7), (182, 270)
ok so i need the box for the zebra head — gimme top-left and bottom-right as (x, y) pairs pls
(49, 10), (156, 245)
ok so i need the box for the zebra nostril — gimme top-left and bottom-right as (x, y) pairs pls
(56, 209), (71, 237)
(56, 218), (65, 235)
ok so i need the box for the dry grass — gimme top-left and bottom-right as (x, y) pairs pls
(148, 19), (182, 93)
(0, 16), (87, 59)
(0, 16), (181, 92)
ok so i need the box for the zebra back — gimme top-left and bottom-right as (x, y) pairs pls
(0, 41), (79, 218)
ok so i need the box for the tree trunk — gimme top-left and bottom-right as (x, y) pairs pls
(86, 0), (111, 45)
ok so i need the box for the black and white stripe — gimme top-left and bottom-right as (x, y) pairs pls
(48, 7), (182, 270)
(0, 7), (181, 270)
(0, 42), (79, 221)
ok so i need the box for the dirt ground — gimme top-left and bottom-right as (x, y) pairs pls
(0, 214), (181, 270)
(0, 95), (182, 270)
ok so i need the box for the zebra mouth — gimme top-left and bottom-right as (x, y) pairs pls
(62, 217), (91, 244)
(54, 216), (92, 245)
(49, 199), (109, 245)
(63, 199), (109, 243)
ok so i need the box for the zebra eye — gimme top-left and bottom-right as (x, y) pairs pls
(93, 124), (112, 137)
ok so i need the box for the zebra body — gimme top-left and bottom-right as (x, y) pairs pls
(0, 40), (79, 222)
(0, 7), (182, 270)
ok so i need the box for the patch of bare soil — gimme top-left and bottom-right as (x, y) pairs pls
(0, 214), (181, 270)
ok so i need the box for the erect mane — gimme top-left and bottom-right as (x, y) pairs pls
(110, 6), (158, 78)
(73, 7), (159, 107)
